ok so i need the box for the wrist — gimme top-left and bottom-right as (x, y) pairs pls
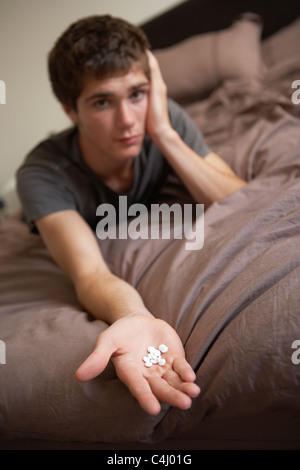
(151, 126), (181, 158)
(150, 124), (178, 149)
(76, 271), (154, 324)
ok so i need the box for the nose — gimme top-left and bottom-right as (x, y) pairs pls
(115, 101), (135, 129)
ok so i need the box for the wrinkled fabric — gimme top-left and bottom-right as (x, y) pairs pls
(0, 57), (300, 445)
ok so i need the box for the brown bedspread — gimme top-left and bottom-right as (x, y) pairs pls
(0, 44), (300, 447)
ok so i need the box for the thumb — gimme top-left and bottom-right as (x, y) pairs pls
(75, 330), (116, 382)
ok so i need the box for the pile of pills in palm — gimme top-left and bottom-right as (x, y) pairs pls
(143, 344), (168, 368)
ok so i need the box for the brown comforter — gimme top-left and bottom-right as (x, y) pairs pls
(0, 52), (300, 446)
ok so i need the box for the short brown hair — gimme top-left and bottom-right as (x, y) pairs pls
(48, 15), (150, 109)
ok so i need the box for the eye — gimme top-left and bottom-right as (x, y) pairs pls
(94, 99), (110, 109)
(130, 90), (145, 101)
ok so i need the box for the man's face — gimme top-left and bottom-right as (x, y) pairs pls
(65, 64), (150, 169)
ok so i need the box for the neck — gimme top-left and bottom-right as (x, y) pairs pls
(79, 136), (135, 193)
(102, 161), (135, 193)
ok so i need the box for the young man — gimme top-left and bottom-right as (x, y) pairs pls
(17, 15), (246, 416)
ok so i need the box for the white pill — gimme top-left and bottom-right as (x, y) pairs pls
(154, 349), (161, 357)
(150, 358), (158, 364)
(148, 346), (155, 354)
(143, 356), (150, 363)
(144, 361), (153, 368)
(147, 353), (154, 360)
(158, 358), (166, 366)
(159, 344), (168, 353)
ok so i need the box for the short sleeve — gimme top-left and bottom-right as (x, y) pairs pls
(167, 98), (211, 158)
(17, 150), (77, 232)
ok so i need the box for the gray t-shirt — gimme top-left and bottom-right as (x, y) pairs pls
(17, 99), (210, 232)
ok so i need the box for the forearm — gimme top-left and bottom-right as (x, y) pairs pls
(36, 211), (152, 325)
(145, 51), (245, 205)
(153, 127), (246, 205)
(75, 270), (153, 324)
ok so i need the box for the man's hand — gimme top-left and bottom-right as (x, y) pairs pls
(146, 50), (173, 143)
(75, 315), (200, 415)
(144, 52), (246, 205)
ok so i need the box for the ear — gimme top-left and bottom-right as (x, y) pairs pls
(62, 103), (78, 125)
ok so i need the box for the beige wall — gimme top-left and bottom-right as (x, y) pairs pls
(0, 0), (185, 189)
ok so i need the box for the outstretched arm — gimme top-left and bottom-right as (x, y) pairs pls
(36, 210), (200, 415)
(76, 315), (200, 415)
(146, 50), (246, 206)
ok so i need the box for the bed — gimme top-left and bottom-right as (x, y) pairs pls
(1, 0), (300, 450)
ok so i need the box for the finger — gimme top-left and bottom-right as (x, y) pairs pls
(173, 357), (197, 383)
(146, 50), (166, 87)
(116, 366), (161, 415)
(146, 50), (156, 69)
(162, 369), (201, 398)
(162, 368), (183, 389)
(75, 332), (116, 382)
(179, 381), (201, 398)
(148, 376), (192, 410)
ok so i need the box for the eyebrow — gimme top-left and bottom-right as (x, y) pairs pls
(85, 82), (150, 103)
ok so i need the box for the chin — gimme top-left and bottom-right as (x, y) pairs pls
(120, 144), (143, 159)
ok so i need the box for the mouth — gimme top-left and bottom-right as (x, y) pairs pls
(117, 135), (142, 146)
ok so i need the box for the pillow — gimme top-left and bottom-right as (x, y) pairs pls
(261, 17), (300, 68)
(154, 13), (265, 104)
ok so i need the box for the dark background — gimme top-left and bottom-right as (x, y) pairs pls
(141, 0), (300, 48)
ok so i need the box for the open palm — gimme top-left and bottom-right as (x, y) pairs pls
(75, 315), (200, 415)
